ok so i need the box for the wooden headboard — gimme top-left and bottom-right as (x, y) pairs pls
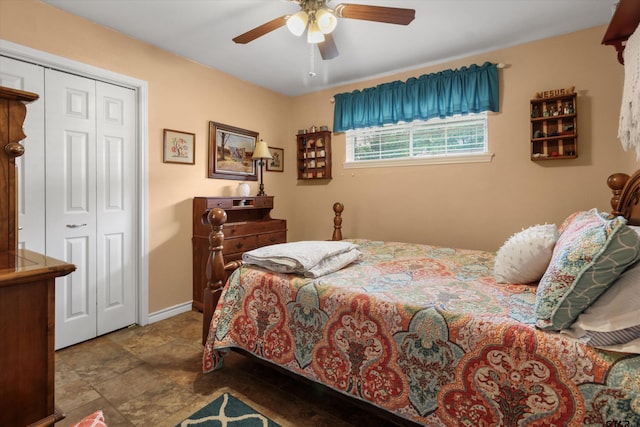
(608, 170), (640, 226)
(602, 0), (640, 64)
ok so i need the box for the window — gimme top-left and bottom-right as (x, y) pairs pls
(345, 112), (492, 168)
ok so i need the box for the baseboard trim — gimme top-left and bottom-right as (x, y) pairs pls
(148, 301), (193, 324)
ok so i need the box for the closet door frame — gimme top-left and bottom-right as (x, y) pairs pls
(0, 39), (150, 326)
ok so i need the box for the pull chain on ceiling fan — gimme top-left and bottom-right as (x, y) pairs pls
(232, 1), (415, 61)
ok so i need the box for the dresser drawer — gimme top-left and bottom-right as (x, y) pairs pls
(253, 197), (273, 208)
(206, 198), (234, 209)
(258, 231), (287, 247)
(223, 235), (258, 256)
(226, 219), (286, 238)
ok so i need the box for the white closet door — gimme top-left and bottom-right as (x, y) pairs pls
(2, 58), (138, 349)
(0, 57), (45, 253)
(46, 69), (99, 349)
(95, 81), (136, 335)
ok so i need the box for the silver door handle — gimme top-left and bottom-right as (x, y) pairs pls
(66, 223), (87, 228)
(18, 227), (23, 230)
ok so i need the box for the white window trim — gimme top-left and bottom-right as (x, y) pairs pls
(343, 152), (494, 169)
(343, 111), (493, 168)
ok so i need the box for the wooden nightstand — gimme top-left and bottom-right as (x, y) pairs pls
(192, 196), (286, 311)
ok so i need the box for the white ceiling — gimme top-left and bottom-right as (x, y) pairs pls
(41, 0), (615, 97)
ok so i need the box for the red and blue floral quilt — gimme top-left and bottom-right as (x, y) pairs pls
(203, 239), (640, 426)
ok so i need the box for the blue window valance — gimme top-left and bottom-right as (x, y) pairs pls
(333, 61), (499, 133)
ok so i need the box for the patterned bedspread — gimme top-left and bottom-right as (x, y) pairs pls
(203, 239), (640, 426)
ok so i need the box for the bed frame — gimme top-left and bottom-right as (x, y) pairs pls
(201, 171), (640, 345)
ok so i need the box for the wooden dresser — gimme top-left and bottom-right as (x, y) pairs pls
(192, 196), (286, 311)
(0, 87), (75, 426)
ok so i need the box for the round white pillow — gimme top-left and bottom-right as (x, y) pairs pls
(494, 224), (559, 284)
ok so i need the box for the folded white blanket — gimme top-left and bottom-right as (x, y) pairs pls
(242, 240), (361, 278)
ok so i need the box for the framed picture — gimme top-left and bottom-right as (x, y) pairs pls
(208, 121), (258, 180)
(266, 146), (284, 172)
(163, 129), (195, 164)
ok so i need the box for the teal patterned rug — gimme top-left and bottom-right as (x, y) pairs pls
(176, 392), (281, 426)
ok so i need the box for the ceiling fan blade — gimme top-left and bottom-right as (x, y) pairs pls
(318, 33), (339, 60)
(232, 15), (288, 44)
(334, 4), (415, 25)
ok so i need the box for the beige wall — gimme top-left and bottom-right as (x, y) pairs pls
(289, 26), (640, 251)
(1, 0), (638, 315)
(0, 0), (292, 313)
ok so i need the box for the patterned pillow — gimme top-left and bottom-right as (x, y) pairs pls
(563, 226), (640, 351)
(535, 209), (640, 331)
(494, 224), (559, 284)
(557, 210), (584, 234)
(72, 410), (107, 427)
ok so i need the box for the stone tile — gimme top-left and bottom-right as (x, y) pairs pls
(92, 363), (173, 407)
(55, 357), (82, 386)
(136, 338), (203, 387)
(57, 336), (144, 385)
(107, 323), (177, 356)
(114, 381), (198, 426)
(56, 378), (101, 413)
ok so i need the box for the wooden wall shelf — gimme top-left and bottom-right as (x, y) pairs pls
(296, 131), (332, 180)
(530, 92), (577, 161)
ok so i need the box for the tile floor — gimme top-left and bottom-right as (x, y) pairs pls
(55, 310), (403, 427)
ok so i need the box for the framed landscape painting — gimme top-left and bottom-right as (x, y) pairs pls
(208, 121), (258, 180)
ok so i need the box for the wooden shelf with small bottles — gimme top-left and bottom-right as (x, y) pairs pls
(530, 90), (577, 161)
(296, 130), (332, 179)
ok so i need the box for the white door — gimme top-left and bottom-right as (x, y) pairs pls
(0, 56), (46, 253)
(95, 81), (136, 335)
(46, 69), (137, 349)
(0, 58), (138, 349)
(45, 69), (100, 347)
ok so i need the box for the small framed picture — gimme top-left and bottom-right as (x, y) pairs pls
(163, 129), (195, 164)
(266, 146), (284, 172)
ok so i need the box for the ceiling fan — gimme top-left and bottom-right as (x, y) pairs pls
(232, 1), (415, 60)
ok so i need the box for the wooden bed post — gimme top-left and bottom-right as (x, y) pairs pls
(332, 202), (344, 241)
(608, 173), (630, 216)
(202, 208), (228, 345)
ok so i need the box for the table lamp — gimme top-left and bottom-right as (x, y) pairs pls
(252, 139), (272, 196)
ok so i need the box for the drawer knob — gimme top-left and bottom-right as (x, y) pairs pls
(235, 243), (243, 250)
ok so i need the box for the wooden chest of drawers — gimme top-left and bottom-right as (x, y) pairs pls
(192, 196), (286, 311)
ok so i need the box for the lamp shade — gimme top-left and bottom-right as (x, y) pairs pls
(316, 8), (337, 34)
(252, 139), (273, 160)
(286, 11), (308, 37)
(307, 21), (325, 43)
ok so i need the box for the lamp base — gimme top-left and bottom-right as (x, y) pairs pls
(256, 161), (267, 196)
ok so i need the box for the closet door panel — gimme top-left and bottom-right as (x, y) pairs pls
(96, 82), (136, 334)
(45, 69), (98, 349)
(0, 57), (45, 253)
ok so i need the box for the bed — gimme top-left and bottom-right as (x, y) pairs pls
(200, 170), (640, 426)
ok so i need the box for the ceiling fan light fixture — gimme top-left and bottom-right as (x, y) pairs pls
(316, 8), (337, 34)
(286, 11), (308, 37)
(307, 21), (325, 44)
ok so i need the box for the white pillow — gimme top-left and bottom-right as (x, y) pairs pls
(494, 224), (559, 284)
